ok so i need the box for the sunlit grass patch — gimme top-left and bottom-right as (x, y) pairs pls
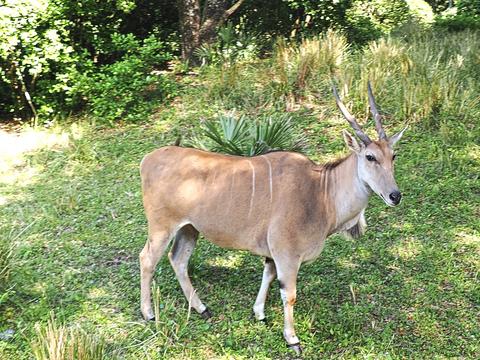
(455, 230), (479, 244)
(390, 237), (423, 260)
(0, 128), (70, 168)
(205, 251), (247, 269)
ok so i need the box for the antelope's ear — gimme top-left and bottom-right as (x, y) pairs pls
(388, 126), (407, 147)
(343, 129), (363, 153)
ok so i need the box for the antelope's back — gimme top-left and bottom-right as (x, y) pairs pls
(140, 146), (247, 217)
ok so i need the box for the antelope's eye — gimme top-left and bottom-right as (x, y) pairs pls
(366, 154), (376, 162)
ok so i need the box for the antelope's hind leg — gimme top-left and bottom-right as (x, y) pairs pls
(140, 223), (175, 321)
(253, 257), (277, 321)
(168, 225), (210, 318)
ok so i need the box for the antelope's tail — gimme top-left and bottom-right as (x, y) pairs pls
(174, 136), (182, 146)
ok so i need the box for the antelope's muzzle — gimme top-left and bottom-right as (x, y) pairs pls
(389, 191), (402, 206)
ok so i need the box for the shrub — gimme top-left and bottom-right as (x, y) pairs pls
(434, 14), (480, 31)
(345, 0), (413, 44)
(69, 34), (177, 124)
(433, 0), (480, 31)
(406, 0), (435, 24)
(194, 22), (263, 66)
(458, 0), (480, 17)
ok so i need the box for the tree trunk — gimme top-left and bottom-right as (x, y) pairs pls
(176, 0), (201, 63)
(176, 0), (245, 64)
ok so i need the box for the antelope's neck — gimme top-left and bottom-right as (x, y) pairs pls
(320, 154), (370, 232)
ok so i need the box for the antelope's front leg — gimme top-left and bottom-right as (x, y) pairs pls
(276, 262), (302, 355)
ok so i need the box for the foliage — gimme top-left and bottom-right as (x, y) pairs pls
(345, 0), (413, 43)
(434, 13), (480, 30)
(2, 0), (480, 124)
(0, 0), (74, 120)
(424, 0), (452, 13)
(69, 35), (177, 124)
(269, 0), (435, 44)
(31, 315), (107, 360)
(406, 0), (435, 23)
(194, 22), (262, 66)
(434, 0), (480, 31)
(194, 114), (306, 156)
(458, 0), (480, 17)
(0, 0), (176, 123)
(283, 0), (351, 36)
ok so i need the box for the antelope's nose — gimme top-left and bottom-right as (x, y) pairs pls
(389, 191), (402, 205)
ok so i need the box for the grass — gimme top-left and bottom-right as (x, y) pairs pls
(0, 29), (479, 359)
(31, 313), (106, 360)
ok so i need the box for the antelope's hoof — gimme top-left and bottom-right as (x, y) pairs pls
(200, 308), (212, 320)
(142, 311), (155, 321)
(287, 342), (302, 356)
(250, 312), (267, 324)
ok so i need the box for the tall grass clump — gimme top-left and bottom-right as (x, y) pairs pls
(31, 315), (107, 360)
(0, 242), (11, 282)
(189, 28), (479, 147)
(309, 29), (480, 138)
(0, 237), (12, 298)
(193, 28), (480, 147)
(273, 30), (349, 96)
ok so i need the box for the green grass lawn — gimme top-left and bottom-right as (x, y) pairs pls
(1, 113), (478, 359)
(1, 30), (480, 359)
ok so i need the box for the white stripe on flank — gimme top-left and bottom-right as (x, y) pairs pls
(247, 161), (256, 218)
(226, 168), (236, 215)
(262, 155), (273, 203)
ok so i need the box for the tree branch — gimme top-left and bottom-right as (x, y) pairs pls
(199, 0), (245, 44)
(224, 0), (245, 18)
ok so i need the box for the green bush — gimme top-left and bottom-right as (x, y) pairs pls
(434, 14), (480, 30)
(433, 0), (480, 31)
(345, 0), (413, 44)
(406, 0), (435, 23)
(342, 0), (435, 44)
(194, 22), (263, 66)
(458, 0), (480, 17)
(70, 35), (177, 124)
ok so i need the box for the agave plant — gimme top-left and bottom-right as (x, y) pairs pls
(193, 114), (306, 156)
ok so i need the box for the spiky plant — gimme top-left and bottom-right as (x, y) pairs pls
(194, 114), (306, 156)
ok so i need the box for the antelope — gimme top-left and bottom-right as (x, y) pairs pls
(139, 82), (406, 354)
